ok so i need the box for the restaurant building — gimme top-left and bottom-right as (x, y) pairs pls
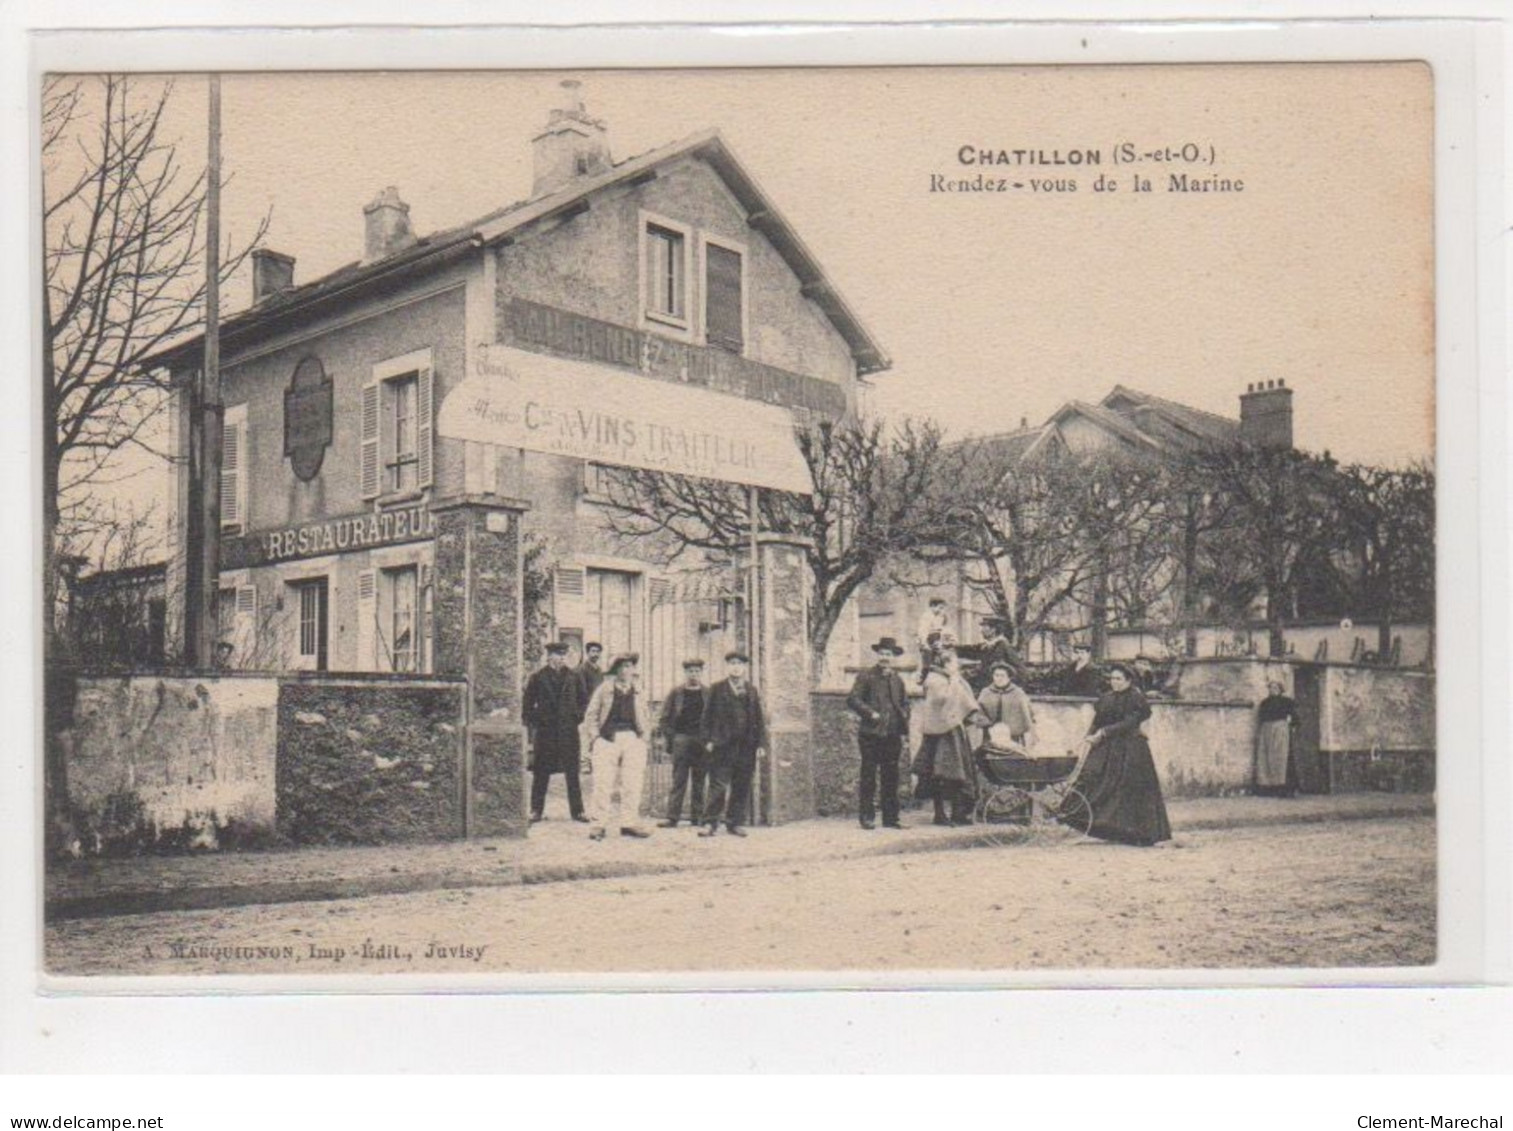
(153, 82), (888, 829)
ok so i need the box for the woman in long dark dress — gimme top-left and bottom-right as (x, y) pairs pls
(1075, 665), (1171, 846)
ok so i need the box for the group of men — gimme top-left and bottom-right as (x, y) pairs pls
(522, 642), (768, 840)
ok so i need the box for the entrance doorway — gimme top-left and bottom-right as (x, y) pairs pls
(585, 569), (638, 660)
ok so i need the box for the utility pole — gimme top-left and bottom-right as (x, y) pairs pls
(193, 74), (223, 668)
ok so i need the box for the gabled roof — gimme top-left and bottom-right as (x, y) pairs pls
(1101, 384), (1240, 447)
(964, 425), (1044, 466)
(1022, 400), (1169, 461)
(146, 129), (890, 376)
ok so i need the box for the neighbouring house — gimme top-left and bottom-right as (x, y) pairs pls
(849, 379), (1429, 672)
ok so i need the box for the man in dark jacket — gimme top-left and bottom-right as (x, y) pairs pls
(846, 636), (911, 830)
(969, 618), (1021, 691)
(523, 641), (591, 823)
(698, 651), (768, 838)
(576, 641), (605, 700)
(656, 658), (710, 827)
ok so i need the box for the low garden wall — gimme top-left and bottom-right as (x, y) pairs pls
(276, 675), (469, 845)
(1174, 658), (1436, 791)
(811, 688), (1257, 816)
(56, 671), (470, 855)
(1317, 664), (1435, 792)
(64, 674), (280, 854)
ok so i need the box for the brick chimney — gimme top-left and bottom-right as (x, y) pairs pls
(250, 248), (296, 304)
(1239, 379), (1294, 448)
(531, 79), (611, 198)
(363, 186), (416, 263)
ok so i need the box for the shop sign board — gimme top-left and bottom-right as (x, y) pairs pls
(222, 504), (434, 570)
(441, 342), (814, 494)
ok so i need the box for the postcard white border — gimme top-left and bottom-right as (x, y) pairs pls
(2, 2), (1508, 1072)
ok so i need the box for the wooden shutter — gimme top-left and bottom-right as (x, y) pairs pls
(416, 365), (434, 488)
(360, 381), (380, 499)
(705, 243), (743, 352)
(356, 569), (376, 671)
(554, 567), (586, 632)
(233, 583), (257, 665)
(220, 405), (247, 531)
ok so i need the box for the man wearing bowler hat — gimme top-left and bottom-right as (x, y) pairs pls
(846, 636), (911, 830)
(656, 658), (710, 827)
(698, 650), (768, 838)
(522, 640), (591, 823)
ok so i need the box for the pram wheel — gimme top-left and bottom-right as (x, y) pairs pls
(1048, 785), (1093, 841)
(976, 787), (1033, 847)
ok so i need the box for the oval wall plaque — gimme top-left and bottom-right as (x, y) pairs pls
(284, 356), (334, 482)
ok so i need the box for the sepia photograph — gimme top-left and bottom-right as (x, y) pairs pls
(38, 62), (1440, 980)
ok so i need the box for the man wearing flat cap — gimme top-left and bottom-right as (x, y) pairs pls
(698, 650), (768, 838)
(846, 636), (911, 829)
(656, 658), (710, 827)
(522, 640), (591, 824)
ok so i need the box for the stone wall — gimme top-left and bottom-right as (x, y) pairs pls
(1173, 657), (1436, 791)
(276, 675), (467, 845)
(64, 675), (280, 854)
(1173, 657), (1301, 702)
(811, 687), (1259, 815)
(1318, 665), (1434, 753)
(1318, 665), (1435, 792)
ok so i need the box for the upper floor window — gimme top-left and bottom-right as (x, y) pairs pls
(387, 374), (418, 492)
(701, 236), (746, 355)
(362, 349), (433, 500)
(640, 213), (692, 331)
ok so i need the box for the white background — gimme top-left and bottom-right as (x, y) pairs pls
(1, 0), (1509, 1105)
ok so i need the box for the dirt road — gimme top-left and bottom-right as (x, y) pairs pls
(46, 816), (1434, 976)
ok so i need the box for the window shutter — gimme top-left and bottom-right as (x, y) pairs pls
(416, 365), (434, 488)
(705, 243), (743, 352)
(233, 583), (257, 665)
(220, 406), (247, 531)
(553, 567), (586, 631)
(360, 381), (380, 499)
(356, 569), (376, 672)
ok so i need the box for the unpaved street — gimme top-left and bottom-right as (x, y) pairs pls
(47, 816), (1434, 976)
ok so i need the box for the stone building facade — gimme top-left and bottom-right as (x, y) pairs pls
(153, 83), (887, 830)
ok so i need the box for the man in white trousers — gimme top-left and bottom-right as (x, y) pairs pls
(581, 653), (652, 839)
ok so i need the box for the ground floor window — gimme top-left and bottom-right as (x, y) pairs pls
(291, 576), (329, 671)
(384, 564), (419, 673)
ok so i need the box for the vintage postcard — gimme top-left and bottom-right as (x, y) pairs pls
(38, 57), (1448, 984)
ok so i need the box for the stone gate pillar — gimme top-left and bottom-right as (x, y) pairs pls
(432, 494), (530, 838)
(756, 533), (816, 824)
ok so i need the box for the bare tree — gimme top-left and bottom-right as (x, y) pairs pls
(914, 445), (1177, 656)
(1182, 443), (1343, 657)
(42, 75), (267, 635)
(1332, 460), (1436, 660)
(597, 418), (959, 678)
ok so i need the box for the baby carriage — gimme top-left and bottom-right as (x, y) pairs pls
(973, 726), (1094, 846)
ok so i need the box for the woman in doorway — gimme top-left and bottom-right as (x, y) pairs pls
(911, 646), (985, 826)
(1074, 664), (1172, 846)
(1253, 678), (1301, 798)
